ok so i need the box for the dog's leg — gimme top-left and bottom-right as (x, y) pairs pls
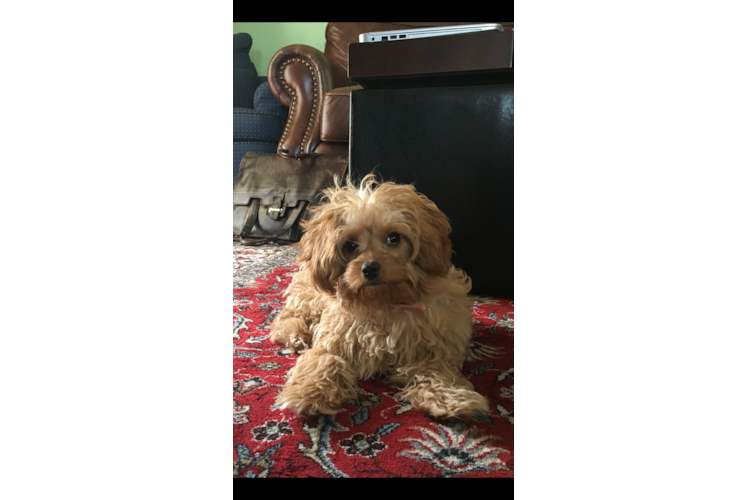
(269, 274), (326, 352)
(388, 363), (490, 420)
(276, 348), (358, 416)
(269, 310), (313, 353)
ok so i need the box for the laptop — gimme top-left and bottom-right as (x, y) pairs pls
(358, 23), (502, 43)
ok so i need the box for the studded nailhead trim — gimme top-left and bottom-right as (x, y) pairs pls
(278, 57), (319, 153)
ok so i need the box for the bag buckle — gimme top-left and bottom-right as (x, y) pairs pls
(267, 195), (286, 220)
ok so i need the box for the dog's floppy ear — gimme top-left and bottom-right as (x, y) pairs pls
(297, 203), (345, 294)
(412, 193), (453, 277)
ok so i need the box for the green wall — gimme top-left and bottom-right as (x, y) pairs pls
(233, 23), (328, 77)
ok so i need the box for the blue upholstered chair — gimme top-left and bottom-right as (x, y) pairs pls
(233, 33), (288, 183)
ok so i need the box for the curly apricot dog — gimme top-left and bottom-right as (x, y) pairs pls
(270, 175), (489, 419)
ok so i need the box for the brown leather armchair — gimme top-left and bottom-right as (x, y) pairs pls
(267, 23), (507, 158)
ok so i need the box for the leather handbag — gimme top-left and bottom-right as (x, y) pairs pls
(233, 152), (348, 245)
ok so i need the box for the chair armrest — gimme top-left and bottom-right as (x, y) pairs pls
(321, 85), (361, 143)
(268, 45), (335, 157)
(253, 81), (289, 118)
(233, 107), (285, 143)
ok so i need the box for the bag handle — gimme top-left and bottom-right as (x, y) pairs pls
(238, 199), (308, 246)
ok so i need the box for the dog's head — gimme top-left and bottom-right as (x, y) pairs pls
(297, 175), (453, 306)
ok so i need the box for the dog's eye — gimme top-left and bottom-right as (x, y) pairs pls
(386, 233), (401, 245)
(343, 241), (359, 253)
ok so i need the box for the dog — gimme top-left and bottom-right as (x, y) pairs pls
(269, 175), (489, 419)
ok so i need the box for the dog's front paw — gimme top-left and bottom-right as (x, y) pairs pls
(276, 378), (349, 416)
(269, 317), (312, 353)
(396, 376), (490, 420)
(276, 387), (342, 416)
(276, 350), (358, 416)
(414, 389), (490, 420)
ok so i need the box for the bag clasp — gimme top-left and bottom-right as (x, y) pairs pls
(267, 195), (286, 220)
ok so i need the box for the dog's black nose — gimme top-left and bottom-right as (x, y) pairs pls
(361, 261), (381, 280)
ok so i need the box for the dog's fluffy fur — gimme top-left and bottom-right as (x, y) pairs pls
(270, 175), (489, 419)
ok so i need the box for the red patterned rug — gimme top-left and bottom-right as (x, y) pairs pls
(233, 242), (514, 478)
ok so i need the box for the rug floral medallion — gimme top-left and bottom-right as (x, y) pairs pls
(233, 241), (514, 478)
